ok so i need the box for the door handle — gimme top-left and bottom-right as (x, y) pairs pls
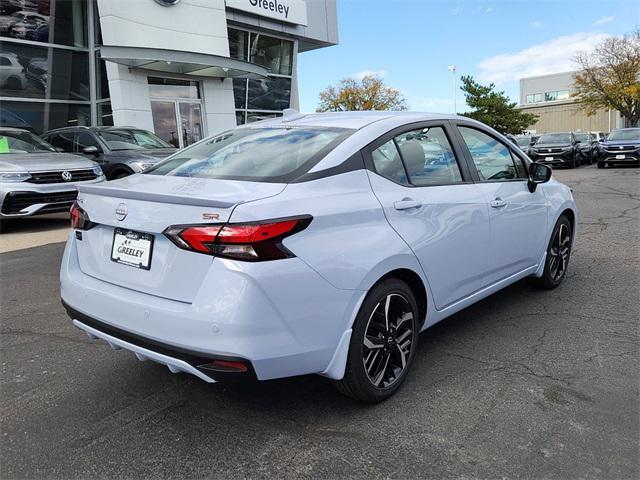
(490, 198), (507, 209)
(394, 199), (422, 210)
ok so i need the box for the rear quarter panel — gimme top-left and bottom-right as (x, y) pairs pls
(228, 170), (429, 297)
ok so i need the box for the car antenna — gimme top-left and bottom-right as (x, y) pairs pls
(282, 109), (306, 123)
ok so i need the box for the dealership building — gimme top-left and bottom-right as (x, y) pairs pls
(0, 0), (338, 147)
(518, 71), (625, 134)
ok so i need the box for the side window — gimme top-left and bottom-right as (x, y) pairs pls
(75, 132), (100, 153)
(394, 127), (462, 186)
(47, 133), (74, 152)
(511, 153), (528, 178)
(459, 127), (522, 181)
(371, 139), (409, 186)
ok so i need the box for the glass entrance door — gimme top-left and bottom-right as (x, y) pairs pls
(149, 77), (204, 149)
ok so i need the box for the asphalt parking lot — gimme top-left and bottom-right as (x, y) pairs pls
(1, 166), (638, 479)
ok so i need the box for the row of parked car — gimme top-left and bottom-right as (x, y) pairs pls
(509, 128), (640, 169)
(0, 126), (177, 232)
(1, 123), (639, 232)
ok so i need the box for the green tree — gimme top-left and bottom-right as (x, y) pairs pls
(460, 75), (538, 134)
(573, 30), (640, 127)
(316, 75), (408, 112)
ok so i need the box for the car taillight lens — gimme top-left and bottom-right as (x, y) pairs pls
(164, 216), (312, 261)
(70, 201), (96, 230)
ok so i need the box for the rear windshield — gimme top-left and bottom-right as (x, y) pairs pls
(0, 130), (56, 154)
(536, 133), (571, 144)
(98, 129), (172, 151)
(607, 129), (640, 141)
(146, 127), (353, 182)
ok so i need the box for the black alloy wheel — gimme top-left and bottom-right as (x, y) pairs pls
(333, 278), (419, 403)
(530, 215), (572, 289)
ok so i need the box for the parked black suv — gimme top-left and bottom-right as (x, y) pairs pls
(529, 132), (581, 168)
(573, 132), (597, 165)
(42, 127), (177, 180)
(596, 128), (640, 169)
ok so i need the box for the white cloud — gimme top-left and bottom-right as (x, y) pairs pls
(450, 6), (462, 15)
(477, 31), (611, 85)
(409, 96), (454, 112)
(485, 6), (493, 14)
(591, 15), (614, 26)
(529, 20), (543, 29)
(350, 69), (387, 80)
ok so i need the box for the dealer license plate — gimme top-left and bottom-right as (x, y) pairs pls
(616, 154), (625, 159)
(111, 228), (154, 270)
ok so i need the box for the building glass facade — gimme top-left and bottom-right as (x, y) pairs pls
(229, 27), (293, 125)
(1, 0), (337, 137)
(0, 0), (105, 133)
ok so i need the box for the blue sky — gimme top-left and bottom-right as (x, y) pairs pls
(297, 0), (639, 113)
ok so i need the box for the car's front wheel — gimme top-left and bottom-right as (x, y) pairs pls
(530, 215), (573, 289)
(332, 278), (419, 403)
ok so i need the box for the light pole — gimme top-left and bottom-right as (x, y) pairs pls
(447, 64), (457, 114)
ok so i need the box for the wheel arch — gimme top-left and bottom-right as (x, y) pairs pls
(376, 268), (428, 328)
(108, 164), (134, 179)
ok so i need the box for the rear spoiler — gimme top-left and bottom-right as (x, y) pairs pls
(76, 184), (235, 209)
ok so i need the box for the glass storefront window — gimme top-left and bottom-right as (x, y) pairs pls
(249, 33), (293, 76)
(232, 77), (247, 109)
(246, 112), (283, 123)
(247, 78), (291, 111)
(0, 42), (89, 100)
(97, 101), (113, 126)
(96, 58), (109, 100)
(0, 0), (87, 47)
(148, 77), (200, 99)
(228, 29), (249, 62)
(0, 100), (89, 134)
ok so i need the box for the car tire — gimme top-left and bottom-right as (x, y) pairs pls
(597, 161), (605, 169)
(0, 220), (5, 234)
(530, 215), (573, 290)
(332, 278), (419, 403)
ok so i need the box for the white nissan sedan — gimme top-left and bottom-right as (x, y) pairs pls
(61, 111), (577, 403)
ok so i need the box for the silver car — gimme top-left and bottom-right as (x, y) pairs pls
(0, 128), (105, 232)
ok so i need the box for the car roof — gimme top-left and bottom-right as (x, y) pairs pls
(246, 111), (463, 131)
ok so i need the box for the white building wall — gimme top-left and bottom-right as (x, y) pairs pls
(96, 0), (235, 135)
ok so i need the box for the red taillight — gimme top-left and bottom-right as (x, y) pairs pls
(70, 201), (96, 230)
(210, 360), (248, 372)
(164, 216), (312, 261)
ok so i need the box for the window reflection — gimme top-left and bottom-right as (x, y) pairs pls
(0, 100), (89, 134)
(247, 78), (291, 111)
(0, 42), (89, 100)
(0, 0), (87, 47)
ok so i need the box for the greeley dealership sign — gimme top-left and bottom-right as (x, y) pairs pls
(226, 0), (308, 26)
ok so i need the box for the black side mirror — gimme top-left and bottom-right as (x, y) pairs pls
(528, 162), (552, 192)
(82, 146), (100, 156)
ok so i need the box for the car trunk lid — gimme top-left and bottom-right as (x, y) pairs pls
(73, 174), (286, 302)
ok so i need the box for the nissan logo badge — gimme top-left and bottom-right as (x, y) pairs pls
(153, 0), (181, 6)
(115, 203), (128, 221)
(61, 171), (72, 181)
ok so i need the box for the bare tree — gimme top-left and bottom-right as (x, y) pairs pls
(573, 30), (640, 127)
(316, 75), (408, 112)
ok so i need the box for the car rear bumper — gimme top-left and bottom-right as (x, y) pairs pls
(60, 232), (363, 382)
